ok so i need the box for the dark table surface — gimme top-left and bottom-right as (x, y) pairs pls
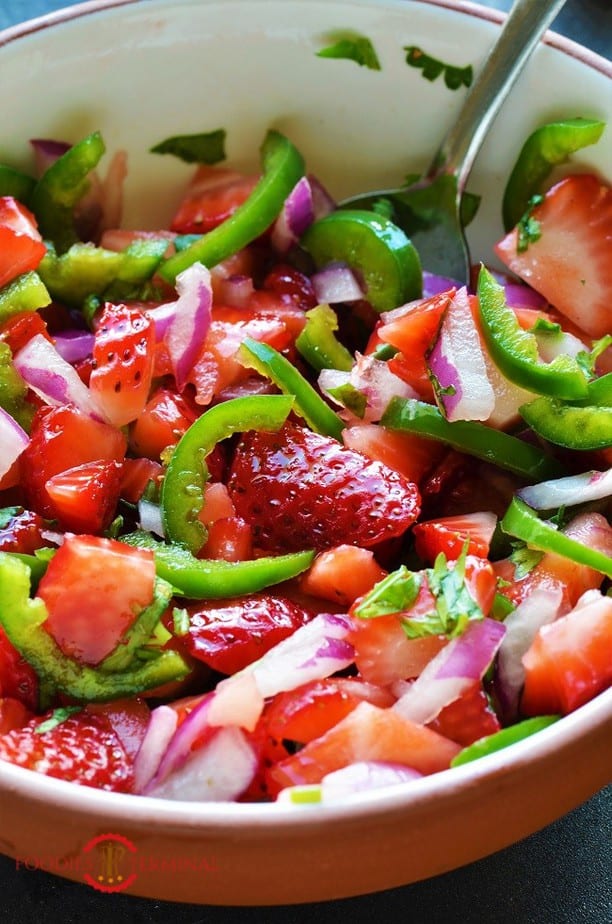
(1, 0), (611, 921)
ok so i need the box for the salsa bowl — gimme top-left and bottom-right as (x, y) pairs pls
(0, 0), (610, 905)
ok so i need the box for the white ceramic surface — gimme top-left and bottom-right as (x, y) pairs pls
(0, 0), (610, 905)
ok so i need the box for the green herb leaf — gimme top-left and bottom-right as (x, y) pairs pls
(509, 540), (544, 579)
(412, 545), (483, 639)
(353, 566), (421, 619)
(0, 507), (21, 530)
(150, 129), (226, 165)
(404, 46), (472, 90)
(516, 194), (544, 253)
(317, 32), (381, 70)
(34, 705), (82, 734)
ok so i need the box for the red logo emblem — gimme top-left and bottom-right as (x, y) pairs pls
(82, 832), (138, 893)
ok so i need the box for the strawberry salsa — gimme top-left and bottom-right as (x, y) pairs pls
(0, 122), (610, 804)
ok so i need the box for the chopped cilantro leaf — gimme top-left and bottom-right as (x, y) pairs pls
(150, 129), (226, 165)
(35, 706), (82, 734)
(353, 566), (421, 619)
(516, 194), (544, 253)
(404, 46), (472, 90)
(317, 32), (381, 70)
(509, 540), (544, 579)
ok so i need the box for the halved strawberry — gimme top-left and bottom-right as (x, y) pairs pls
(495, 174), (612, 338)
(0, 625), (39, 710)
(0, 697), (32, 735)
(228, 420), (421, 553)
(342, 423), (444, 486)
(299, 545), (387, 607)
(0, 197), (47, 289)
(427, 681), (501, 745)
(413, 511), (497, 564)
(170, 166), (258, 234)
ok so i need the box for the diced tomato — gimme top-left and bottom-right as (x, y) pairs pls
(20, 404), (127, 519)
(413, 511), (497, 563)
(0, 311), (51, 353)
(428, 681), (501, 745)
(521, 592), (612, 716)
(45, 459), (124, 533)
(89, 302), (156, 428)
(299, 545), (387, 607)
(37, 534), (156, 666)
(0, 197), (47, 289)
(119, 457), (163, 504)
(170, 166), (259, 234)
(265, 678), (395, 744)
(342, 423), (444, 485)
(129, 387), (197, 460)
(267, 701), (460, 792)
(0, 697), (33, 735)
(199, 516), (253, 562)
(0, 625), (39, 710)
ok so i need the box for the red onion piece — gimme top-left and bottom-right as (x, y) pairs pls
(422, 271), (461, 299)
(146, 301), (177, 342)
(319, 352), (417, 422)
(164, 262), (213, 391)
(215, 273), (255, 309)
(427, 287), (495, 422)
(393, 618), (505, 725)
(502, 282), (547, 310)
(533, 325), (588, 363)
(271, 176), (315, 253)
(14, 333), (105, 420)
(143, 693), (214, 794)
(518, 469), (612, 511)
(133, 705), (178, 793)
(308, 174), (336, 219)
(30, 138), (70, 176)
(146, 725), (257, 802)
(311, 262), (365, 304)
(494, 586), (564, 721)
(137, 498), (165, 537)
(321, 761), (423, 796)
(53, 330), (95, 364)
(0, 408), (29, 479)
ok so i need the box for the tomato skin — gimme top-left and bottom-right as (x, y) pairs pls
(521, 593), (612, 716)
(20, 404), (127, 519)
(0, 626), (39, 710)
(45, 459), (124, 533)
(0, 197), (47, 289)
(129, 388), (196, 461)
(37, 534), (156, 666)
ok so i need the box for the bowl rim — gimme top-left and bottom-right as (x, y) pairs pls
(0, 0), (610, 831)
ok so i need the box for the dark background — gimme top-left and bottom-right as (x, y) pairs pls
(0, 0), (610, 921)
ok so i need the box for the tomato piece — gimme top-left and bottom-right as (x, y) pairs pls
(342, 423), (444, 485)
(89, 302), (156, 427)
(413, 511), (497, 564)
(170, 166), (259, 234)
(0, 197), (47, 289)
(0, 625), (39, 710)
(428, 681), (501, 745)
(20, 404), (127, 519)
(265, 678), (395, 744)
(129, 387), (197, 460)
(119, 457), (163, 504)
(299, 545), (387, 607)
(0, 311), (51, 353)
(199, 516), (253, 562)
(45, 459), (124, 533)
(521, 592), (612, 715)
(37, 534), (156, 666)
(267, 701), (460, 791)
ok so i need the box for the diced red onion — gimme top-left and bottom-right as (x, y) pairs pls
(502, 282), (547, 310)
(164, 262), (213, 391)
(308, 174), (336, 219)
(137, 498), (165, 538)
(40, 528), (64, 546)
(215, 273), (255, 309)
(53, 330), (95, 364)
(319, 353), (418, 423)
(422, 271), (461, 299)
(321, 761), (423, 797)
(393, 618), (505, 725)
(143, 693), (214, 794)
(133, 705), (178, 793)
(145, 725), (257, 802)
(271, 176), (315, 253)
(534, 326), (589, 363)
(98, 149), (128, 235)
(145, 302), (176, 342)
(0, 408), (29, 479)
(518, 469), (612, 511)
(312, 262), (365, 304)
(14, 334), (106, 420)
(494, 586), (563, 721)
(30, 138), (70, 176)
(427, 287), (495, 422)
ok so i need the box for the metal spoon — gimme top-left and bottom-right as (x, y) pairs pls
(342, 0), (568, 283)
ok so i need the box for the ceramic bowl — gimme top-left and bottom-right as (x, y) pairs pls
(0, 0), (610, 906)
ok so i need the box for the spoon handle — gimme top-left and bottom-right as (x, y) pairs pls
(431, 0), (567, 191)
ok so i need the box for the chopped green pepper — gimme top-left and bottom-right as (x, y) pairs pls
(501, 497), (612, 579)
(477, 266), (590, 400)
(451, 715), (560, 766)
(295, 304), (354, 372)
(502, 118), (605, 230)
(30, 131), (106, 252)
(0, 554), (190, 702)
(159, 130), (305, 282)
(0, 271), (51, 324)
(301, 208), (422, 313)
(121, 531), (315, 599)
(161, 394), (295, 554)
(0, 165), (36, 203)
(381, 396), (564, 481)
(99, 577), (174, 672)
(519, 395), (612, 451)
(238, 337), (344, 440)
(0, 342), (34, 431)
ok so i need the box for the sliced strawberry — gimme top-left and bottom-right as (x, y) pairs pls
(0, 311), (51, 354)
(299, 545), (387, 607)
(495, 174), (612, 338)
(427, 680), (501, 746)
(228, 420), (421, 553)
(261, 264), (318, 311)
(0, 697), (33, 735)
(0, 507), (46, 555)
(342, 423), (444, 486)
(129, 387), (197, 461)
(0, 707), (135, 792)
(0, 625), (39, 710)
(45, 459), (124, 533)
(0, 197), (47, 289)
(170, 166), (259, 234)
(119, 457), (163, 504)
(199, 516), (253, 562)
(89, 302), (156, 427)
(181, 593), (314, 675)
(413, 511), (497, 564)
